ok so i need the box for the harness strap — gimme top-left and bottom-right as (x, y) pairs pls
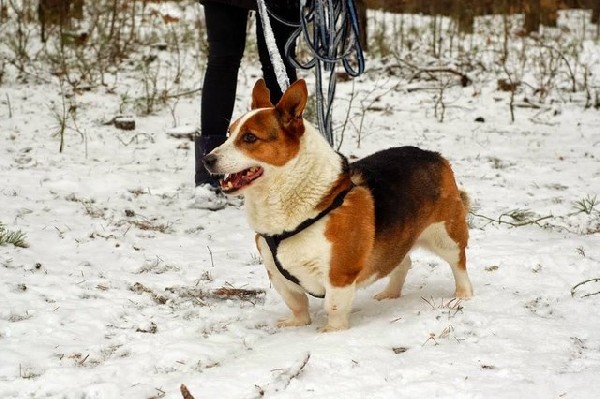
(260, 185), (353, 298)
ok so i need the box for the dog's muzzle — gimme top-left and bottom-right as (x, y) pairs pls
(203, 153), (218, 173)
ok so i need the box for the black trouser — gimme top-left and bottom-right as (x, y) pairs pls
(195, 2), (299, 186)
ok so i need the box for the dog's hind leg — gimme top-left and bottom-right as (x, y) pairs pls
(446, 246), (473, 298)
(421, 222), (473, 298)
(374, 256), (412, 300)
(436, 243), (473, 298)
(443, 215), (473, 298)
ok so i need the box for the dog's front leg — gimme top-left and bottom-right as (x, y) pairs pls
(274, 284), (311, 328)
(268, 268), (311, 327)
(256, 235), (311, 327)
(320, 283), (356, 332)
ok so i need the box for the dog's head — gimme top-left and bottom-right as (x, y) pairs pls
(203, 79), (308, 194)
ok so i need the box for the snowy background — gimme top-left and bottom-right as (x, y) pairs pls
(1, 2), (600, 398)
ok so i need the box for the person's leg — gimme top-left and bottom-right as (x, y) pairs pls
(256, 4), (299, 104)
(196, 3), (248, 187)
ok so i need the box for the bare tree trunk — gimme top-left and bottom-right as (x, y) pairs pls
(0, 0), (6, 23)
(592, 0), (600, 24)
(355, 0), (368, 52)
(540, 0), (557, 28)
(72, 0), (84, 20)
(523, 0), (541, 34)
(455, 0), (475, 34)
(38, 0), (72, 42)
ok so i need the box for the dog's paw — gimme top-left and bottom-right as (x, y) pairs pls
(373, 291), (401, 301)
(454, 288), (473, 298)
(277, 316), (311, 328)
(318, 323), (349, 333)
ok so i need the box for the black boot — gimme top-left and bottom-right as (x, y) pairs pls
(195, 133), (227, 187)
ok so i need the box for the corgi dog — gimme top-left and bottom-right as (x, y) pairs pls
(203, 79), (473, 331)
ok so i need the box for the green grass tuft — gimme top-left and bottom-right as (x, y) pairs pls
(0, 222), (28, 248)
(573, 194), (599, 215)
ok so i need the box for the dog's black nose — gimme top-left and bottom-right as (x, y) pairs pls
(203, 153), (218, 169)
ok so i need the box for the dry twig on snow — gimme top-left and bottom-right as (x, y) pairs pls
(254, 353), (311, 397)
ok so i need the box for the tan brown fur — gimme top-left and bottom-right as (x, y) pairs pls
(353, 160), (469, 285)
(315, 174), (354, 212)
(234, 110), (300, 167)
(325, 187), (375, 287)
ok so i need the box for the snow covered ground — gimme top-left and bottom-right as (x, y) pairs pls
(1, 5), (600, 399)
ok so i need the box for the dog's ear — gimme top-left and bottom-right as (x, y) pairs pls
(275, 79), (307, 130)
(251, 79), (273, 109)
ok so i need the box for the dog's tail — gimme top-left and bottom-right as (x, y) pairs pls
(459, 190), (471, 213)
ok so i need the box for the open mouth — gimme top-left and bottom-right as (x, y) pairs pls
(219, 166), (264, 193)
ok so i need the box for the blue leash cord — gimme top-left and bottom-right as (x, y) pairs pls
(269, 0), (366, 147)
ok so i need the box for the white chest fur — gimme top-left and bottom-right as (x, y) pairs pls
(244, 121), (343, 236)
(259, 218), (332, 297)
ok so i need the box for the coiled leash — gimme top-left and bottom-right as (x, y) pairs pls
(256, 0), (366, 147)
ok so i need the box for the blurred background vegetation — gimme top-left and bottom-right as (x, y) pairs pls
(0, 0), (598, 125)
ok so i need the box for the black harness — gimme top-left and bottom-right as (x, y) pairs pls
(260, 186), (353, 298)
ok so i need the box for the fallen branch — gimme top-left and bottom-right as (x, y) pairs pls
(117, 132), (155, 146)
(163, 285), (266, 305)
(470, 209), (553, 228)
(253, 353), (311, 397)
(211, 287), (266, 301)
(164, 87), (202, 100)
(130, 282), (168, 305)
(571, 278), (600, 298)
(369, 60), (473, 87)
(399, 59), (472, 87)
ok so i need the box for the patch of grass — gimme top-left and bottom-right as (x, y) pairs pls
(572, 194), (599, 215)
(422, 324), (459, 346)
(247, 252), (262, 266)
(65, 193), (104, 218)
(130, 219), (173, 234)
(421, 296), (464, 317)
(19, 364), (41, 379)
(130, 282), (168, 304)
(136, 257), (179, 275)
(9, 311), (32, 322)
(0, 222), (28, 248)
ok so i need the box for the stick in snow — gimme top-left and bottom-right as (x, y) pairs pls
(254, 352), (311, 397)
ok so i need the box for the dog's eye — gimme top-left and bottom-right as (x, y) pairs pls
(242, 133), (257, 143)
